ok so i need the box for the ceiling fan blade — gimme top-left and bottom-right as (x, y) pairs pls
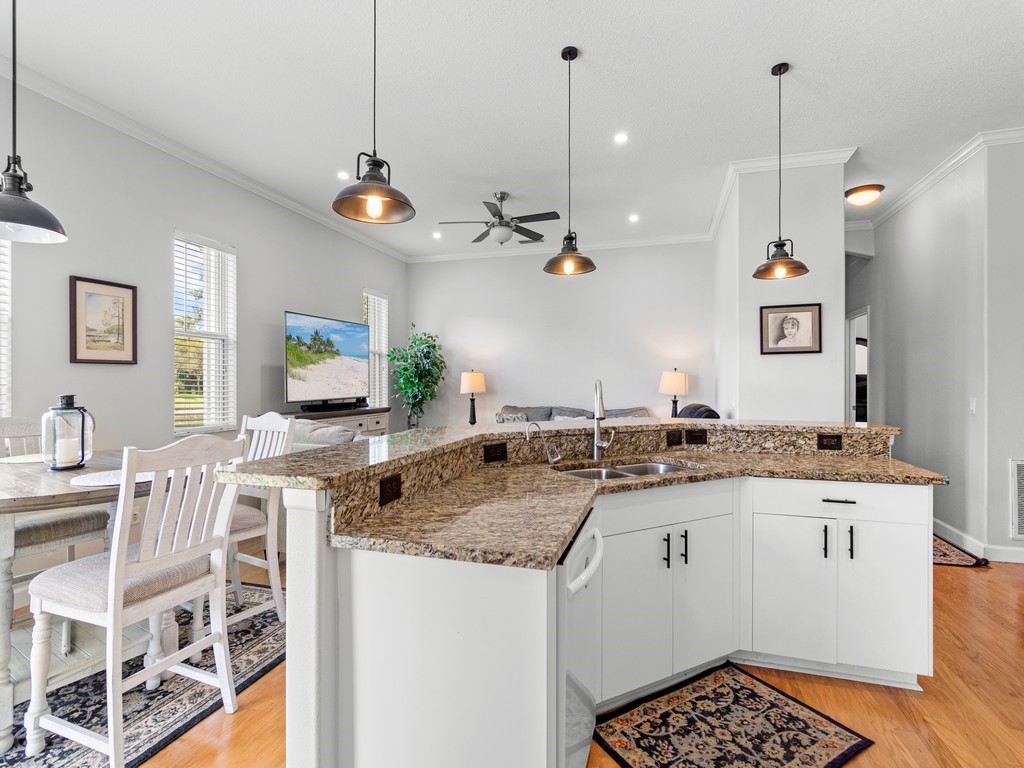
(439, 220), (490, 225)
(483, 201), (502, 219)
(512, 211), (560, 224)
(518, 239), (544, 244)
(472, 229), (491, 243)
(513, 225), (544, 241)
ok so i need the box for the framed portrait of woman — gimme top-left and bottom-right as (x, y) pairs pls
(760, 303), (821, 354)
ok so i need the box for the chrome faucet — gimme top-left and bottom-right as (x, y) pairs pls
(593, 380), (616, 460)
(526, 422), (562, 466)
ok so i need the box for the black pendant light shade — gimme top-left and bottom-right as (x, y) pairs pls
(752, 62), (806, 280)
(333, 152), (415, 223)
(543, 232), (596, 275)
(544, 46), (593, 276)
(0, 0), (66, 244)
(332, 0), (414, 224)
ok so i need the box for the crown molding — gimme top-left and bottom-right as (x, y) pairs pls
(845, 220), (875, 231)
(1, 59), (410, 263)
(871, 126), (1024, 228)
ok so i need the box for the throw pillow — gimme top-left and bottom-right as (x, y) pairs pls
(294, 419), (357, 444)
(551, 406), (595, 419)
(606, 407), (654, 418)
(495, 412), (528, 423)
(500, 405), (553, 422)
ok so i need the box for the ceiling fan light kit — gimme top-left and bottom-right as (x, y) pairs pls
(544, 45), (594, 276)
(332, 0), (415, 224)
(0, 0), (66, 244)
(752, 62), (808, 280)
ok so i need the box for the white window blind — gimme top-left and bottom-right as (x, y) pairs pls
(363, 291), (389, 408)
(0, 240), (10, 418)
(173, 235), (237, 434)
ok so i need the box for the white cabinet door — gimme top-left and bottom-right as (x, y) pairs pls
(602, 526), (674, 700)
(673, 514), (734, 673)
(838, 519), (931, 674)
(752, 514), (837, 664)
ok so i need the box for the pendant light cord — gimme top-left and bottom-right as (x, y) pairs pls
(777, 65), (782, 242)
(371, 0), (376, 155)
(10, 0), (16, 159)
(567, 52), (572, 234)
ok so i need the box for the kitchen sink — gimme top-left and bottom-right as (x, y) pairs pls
(561, 468), (633, 480)
(614, 462), (695, 475)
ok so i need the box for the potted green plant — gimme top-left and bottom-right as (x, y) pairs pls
(387, 324), (447, 429)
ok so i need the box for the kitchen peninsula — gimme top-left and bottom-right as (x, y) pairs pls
(228, 419), (945, 768)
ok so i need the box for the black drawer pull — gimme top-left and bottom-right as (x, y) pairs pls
(848, 525), (855, 559)
(680, 530), (689, 564)
(823, 524), (828, 558)
(663, 533), (671, 568)
(822, 498), (856, 504)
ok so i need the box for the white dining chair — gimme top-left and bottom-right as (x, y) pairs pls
(187, 413), (291, 656)
(1, 417), (109, 656)
(23, 433), (247, 767)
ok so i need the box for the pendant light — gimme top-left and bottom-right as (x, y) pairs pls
(752, 63), (807, 280)
(544, 46), (595, 276)
(332, 0), (415, 224)
(0, 0), (66, 244)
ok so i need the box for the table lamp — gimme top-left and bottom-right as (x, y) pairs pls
(460, 370), (486, 425)
(658, 368), (689, 418)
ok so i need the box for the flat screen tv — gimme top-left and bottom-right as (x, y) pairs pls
(284, 311), (370, 410)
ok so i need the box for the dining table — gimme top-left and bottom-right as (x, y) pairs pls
(0, 449), (163, 753)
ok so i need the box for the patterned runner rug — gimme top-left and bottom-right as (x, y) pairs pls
(0, 583), (285, 767)
(933, 534), (989, 567)
(595, 663), (872, 768)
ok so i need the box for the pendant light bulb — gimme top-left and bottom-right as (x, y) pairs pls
(332, 0), (415, 224)
(564, 260), (574, 275)
(753, 62), (807, 280)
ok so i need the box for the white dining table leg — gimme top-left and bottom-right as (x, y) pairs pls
(0, 515), (14, 753)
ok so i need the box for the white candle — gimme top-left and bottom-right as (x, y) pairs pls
(54, 437), (81, 467)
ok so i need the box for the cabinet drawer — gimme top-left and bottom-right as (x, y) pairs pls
(751, 477), (930, 525)
(596, 478), (735, 536)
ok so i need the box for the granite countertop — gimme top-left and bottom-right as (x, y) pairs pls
(327, 451), (944, 570)
(225, 420), (944, 572)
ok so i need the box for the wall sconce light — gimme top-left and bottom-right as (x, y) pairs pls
(658, 368), (689, 418)
(460, 369), (486, 425)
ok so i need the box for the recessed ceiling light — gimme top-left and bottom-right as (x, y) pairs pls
(614, 132), (629, 145)
(628, 214), (639, 223)
(845, 184), (885, 206)
(432, 231), (441, 239)
(337, 171), (350, 181)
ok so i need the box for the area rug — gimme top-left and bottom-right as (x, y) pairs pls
(0, 584), (285, 767)
(594, 662), (872, 768)
(933, 534), (989, 567)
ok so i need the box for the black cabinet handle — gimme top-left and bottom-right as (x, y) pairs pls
(822, 498), (856, 504)
(848, 525), (855, 559)
(663, 533), (671, 568)
(823, 524), (829, 558)
(680, 529), (689, 564)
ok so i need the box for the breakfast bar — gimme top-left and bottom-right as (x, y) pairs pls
(228, 419), (945, 768)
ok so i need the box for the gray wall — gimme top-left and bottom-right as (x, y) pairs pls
(407, 242), (716, 428)
(6, 83), (408, 449)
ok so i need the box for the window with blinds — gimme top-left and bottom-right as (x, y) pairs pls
(363, 291), (389, 408)
(0, 241), (10, 418)
(173, 235), (237, 434)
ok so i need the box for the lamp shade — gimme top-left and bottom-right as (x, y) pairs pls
(0, 168), (67, 244)
(332, 155), (415, 224)
(490, 225), (514, 244)
(460, 370), (486, 394)
(658, 369), (689, 396)
(543, 232), (596, 275)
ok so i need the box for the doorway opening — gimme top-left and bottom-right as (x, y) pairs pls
(846, 307), (869, 423)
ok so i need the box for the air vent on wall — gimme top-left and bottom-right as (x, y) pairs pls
(1011, 460), (1024, 540)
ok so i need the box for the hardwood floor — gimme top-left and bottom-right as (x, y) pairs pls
(141, 551), (1024, 768)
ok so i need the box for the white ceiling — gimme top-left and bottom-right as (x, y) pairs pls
(10, 0), (1024, 261)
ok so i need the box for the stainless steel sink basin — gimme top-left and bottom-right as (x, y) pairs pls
(561, 468), (633, 480)
(615, 462), (695, 475)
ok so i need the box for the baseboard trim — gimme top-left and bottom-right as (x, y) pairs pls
(931, 518), (1024, 563)
(729, 651), (923, 691)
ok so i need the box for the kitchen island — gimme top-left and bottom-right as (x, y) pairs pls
(227, 419), (945, 768)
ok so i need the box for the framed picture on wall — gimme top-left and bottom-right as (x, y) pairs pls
(760, 303), (821, 355)
(70, 276), (138, 364)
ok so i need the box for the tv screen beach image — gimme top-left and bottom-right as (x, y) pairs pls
(285, 313), (369, 401)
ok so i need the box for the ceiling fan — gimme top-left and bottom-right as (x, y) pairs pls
(439, 192), (560, 245)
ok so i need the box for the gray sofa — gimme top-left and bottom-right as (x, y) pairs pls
(495, 405), (653, 423)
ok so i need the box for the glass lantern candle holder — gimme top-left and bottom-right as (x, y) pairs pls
(41, 394), (94, 470)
